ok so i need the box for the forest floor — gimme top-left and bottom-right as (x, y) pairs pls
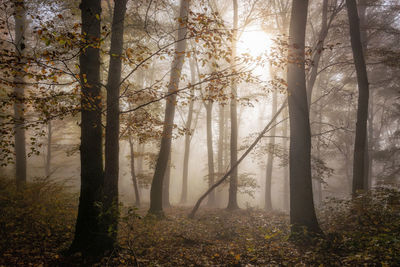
(1, 177), (399, 266)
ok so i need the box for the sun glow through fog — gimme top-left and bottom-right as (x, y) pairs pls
(237, 26), (273, 77)
(238, 26), (273, 58)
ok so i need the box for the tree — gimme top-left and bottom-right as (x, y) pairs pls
(13, 0), (27, 190)
(103, 0), (128, 246)
(69, 0), (108, 256)
(180, 58), (196, 204)
(128, 135), (140, 206)
(287, 0), (321, 234)
(205, 99), (216, 206)
(346, 0), (369, 195)
(264, 83), (277, 211)
(148, 0), (190, 216)
(227, 0), (239, 210)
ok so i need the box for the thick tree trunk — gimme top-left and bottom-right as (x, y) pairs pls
(149, 0), (190, 216)
(45, 121), (51, 177)
(265, 88), (277, 211)
(358, 0), (372, 189)
(346, 0), (370, 195)
(70, 0), (107, 255)
(287, 0), (321, 234)
(227, 0), (239, 211)
(205, 102), (216, 206)
(180, 60), (196, 204)
(13, 1), (27, 190)
(103, 0), (128, 247)
(129, 136), (140, 206)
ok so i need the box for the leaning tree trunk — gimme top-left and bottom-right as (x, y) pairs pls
(205, 101), (216, 206)
(70, 0), (107, 255)
(129, 136), (140, 206)
(227, 0), (239, 211)
(103, 0), (128, 248)
(148, 0), (190, 216)
(346, 0), (370, 195)
(265, 86), (278, 211)
(13, 0), (27, 190)
(287, 0), (321, 234)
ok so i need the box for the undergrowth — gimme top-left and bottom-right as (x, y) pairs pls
(0, 176), (399, 266)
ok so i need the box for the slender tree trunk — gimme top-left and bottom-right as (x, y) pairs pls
(137, 143), (144, 176)
(148, 0), (190, 216)
(265, 87), (278, 211)
(129, 136), (140, 206)
(216, 104), (225, 206)
(13, 0), (27, 190)
(227, 0), (239, 210)
(282, 107), (289, 212)
(180, 60), (196, 204)
(205, 102), (216, 206)
(306, 0), (328, 107)
(45, 120), (51, 177)
(70, 0), (106, 255)
(346, 0), (370, 195)
(287, 0), (321, 234)
(103, 0), (128, 247)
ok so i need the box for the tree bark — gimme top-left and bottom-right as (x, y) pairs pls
(227, 0), (239, 211)
(70, 0), (107, 255)
(346, 0), (370, 195)
(129, 136), (140, 206)
(13, 0), (27, 190)
(148, 0), (190, 216)
(287, 0), (321, 234)
(103, 0), (128, 247)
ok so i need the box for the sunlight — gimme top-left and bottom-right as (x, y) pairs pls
(237, 26), (273, 58)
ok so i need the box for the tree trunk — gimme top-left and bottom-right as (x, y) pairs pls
(13, 0), (27, 190)
(287, 0), (321, 234)
(216, 104), (225, 206)
(180, 59), (196, 204)
(346, 0), (370, 195)
(306, 0), (328, 107)
(358, 0), (372, 189)
(70, 0), (107, 255)
(45, 120), (51, 177)
(265, 86), (278, 211)
(129, 136), (140, 206)
(227, 0), (239, 211)
(205, 102), (216, 206)
(148, 0), (190, 216)
(103, 0), (128, 247)
(282, 106), (289, 212)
